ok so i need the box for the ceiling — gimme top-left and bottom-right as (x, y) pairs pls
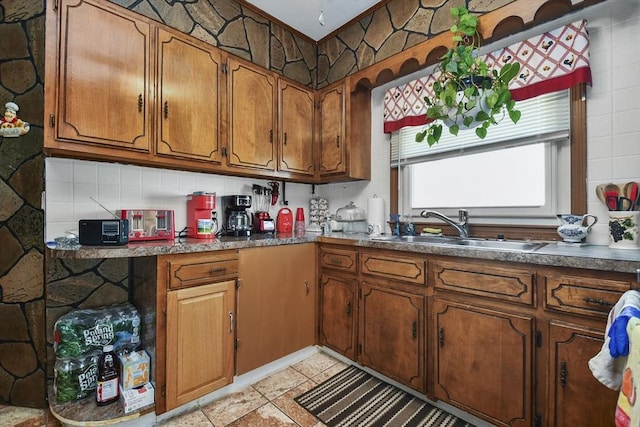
(244, 0), (386, 41)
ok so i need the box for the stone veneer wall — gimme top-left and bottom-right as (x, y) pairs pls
(110, 0), (318, 86)
(0, 0), (47, 408)
(107, 0), (514, 89)
(317, 0), (514, 88)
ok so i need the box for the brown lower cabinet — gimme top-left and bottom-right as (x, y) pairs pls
(132, 251), (239, 414)
(359, 281), (426, 393)
(165, 280), (235, 409)
(317, 243), (637, 427)
(433, 298), (533, 426)
(236, 244), (317, 374)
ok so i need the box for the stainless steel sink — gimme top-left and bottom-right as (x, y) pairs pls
(450, 238), (546, 252)
(371, 235), (546, 252)
(371, 235), (458, 244)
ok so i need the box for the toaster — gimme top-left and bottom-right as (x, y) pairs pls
(118, 210), (175, 242)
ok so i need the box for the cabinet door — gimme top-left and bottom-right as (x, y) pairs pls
(165, 280), (235, 410)
(227, 58), (276, 171)
(319, 272), (358, 360)
(236, 244), (316, 374)
(318, 84), (346, 177)
(55, 0), (151, 151)
(548, 321), (618, 427)
(433, 298), (533, 427)
(359, 282), (426, 392)
(278, 80), (314, 176)
(156, 28), (222, 163)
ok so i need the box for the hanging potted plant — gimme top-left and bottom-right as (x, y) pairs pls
(415, 7), (521, 146)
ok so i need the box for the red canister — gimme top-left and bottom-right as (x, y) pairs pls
(276, 207), (293, 233)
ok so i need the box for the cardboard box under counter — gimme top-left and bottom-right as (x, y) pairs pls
(119, 382), (154, 414)
(119, 350), (150, 391)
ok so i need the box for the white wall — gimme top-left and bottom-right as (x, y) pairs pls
(44, 0), (639, 245)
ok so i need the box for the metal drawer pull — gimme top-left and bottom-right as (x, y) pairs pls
(412, 321), (417, 339)
(560, 361), (567, 387)
(330, 257), (342, 265)
(229, 311), (234, 333)
(304, 280), (310, 295)
(438, 328), (445, 347)
(583, 297), (614, 307)
(346, 301), (352, 316)
(209, 267), (226, 275)
(138, 94), (143, 112)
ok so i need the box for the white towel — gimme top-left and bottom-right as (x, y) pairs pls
(589, 290), (640, 390)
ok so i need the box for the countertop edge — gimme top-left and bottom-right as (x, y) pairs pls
(46, 233), (640, 274)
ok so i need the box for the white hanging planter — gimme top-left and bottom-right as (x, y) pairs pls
(442, 88), (493, 130)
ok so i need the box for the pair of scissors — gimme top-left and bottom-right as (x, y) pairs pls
(606, 195), (633, 211)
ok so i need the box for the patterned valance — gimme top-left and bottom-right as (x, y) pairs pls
(383, 20), (592, 133)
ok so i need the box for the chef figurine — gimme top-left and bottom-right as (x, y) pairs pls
(0, 101), (30, 137)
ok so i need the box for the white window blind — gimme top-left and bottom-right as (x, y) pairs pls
(391, 90), (570, 164)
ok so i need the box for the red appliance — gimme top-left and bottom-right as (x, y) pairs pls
(276, 207), (293, 233)
(118, 210), (174, 242)
(187, 193), (216, 239)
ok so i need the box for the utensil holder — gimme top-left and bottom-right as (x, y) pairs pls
(608, 211), (640, 249)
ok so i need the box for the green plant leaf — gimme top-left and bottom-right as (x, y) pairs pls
(475, 111), (490, 122)
(449, 124), (459, 136)
(415, 130), (427, 142)
(500, 62), (521, 83)
(463, 116), (474, 126)
(476, 127), (487, 139)
(509, 109), (522, 124)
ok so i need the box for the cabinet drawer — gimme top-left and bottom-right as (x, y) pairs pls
(319, 246), (358, 273)
(162, 251), (238, 289)
(432, 259), (535, 305)
(360, 251), (426, 286)
(545, 274), (633, 318)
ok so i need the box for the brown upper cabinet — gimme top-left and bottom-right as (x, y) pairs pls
(50, 0), (153, 154)
(156, 27), (224, 165)
(278, 79), (315, 178)
(317, 80), (371, 182)
(226, 57), (277, 173)
(45, 0), (370, 183)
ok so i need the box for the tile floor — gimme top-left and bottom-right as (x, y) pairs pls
(158, 352), (348, 427)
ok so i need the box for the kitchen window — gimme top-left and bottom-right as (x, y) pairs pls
(391, 90), (572, 226)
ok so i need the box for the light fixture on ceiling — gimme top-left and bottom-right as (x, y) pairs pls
(319, 10), (325, 26)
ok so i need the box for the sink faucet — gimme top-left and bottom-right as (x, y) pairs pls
(420, 209), (469, 238)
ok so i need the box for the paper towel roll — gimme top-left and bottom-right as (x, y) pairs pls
(367, 196), (386, 234)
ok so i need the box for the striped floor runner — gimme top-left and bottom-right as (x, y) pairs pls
(295, 365), (475, 427)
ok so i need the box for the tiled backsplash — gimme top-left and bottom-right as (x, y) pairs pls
(584, 0), (640, 245)
(43, 158), (386, 242)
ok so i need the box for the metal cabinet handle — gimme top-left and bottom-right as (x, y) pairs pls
(209, 267), (226, 275)
(164, 101), (169, 118)
(336, 135), (340, 147)
(438, 327), (445, 347)
(346, 301), (352, 316)
(304, 280), (309, 295)
(284, 132), (287, 145)
(560, 360), (567, 387)
(138, 94), (143, 112)
(229, 311), (234, 333)
(583, 297), (613, 307)
(269, 129), (273, 143)
(412, 321), (417, 339)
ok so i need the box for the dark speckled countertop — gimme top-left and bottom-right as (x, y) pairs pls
(47, 232), (640, 274)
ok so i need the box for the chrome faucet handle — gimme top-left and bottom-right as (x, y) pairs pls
(458, 209), (469, 224)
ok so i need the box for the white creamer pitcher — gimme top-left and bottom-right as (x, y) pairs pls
(556, 214), (598, 243)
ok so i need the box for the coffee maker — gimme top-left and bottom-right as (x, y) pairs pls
(220, 195), (252, 237)
(186, 192), (216, 239)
